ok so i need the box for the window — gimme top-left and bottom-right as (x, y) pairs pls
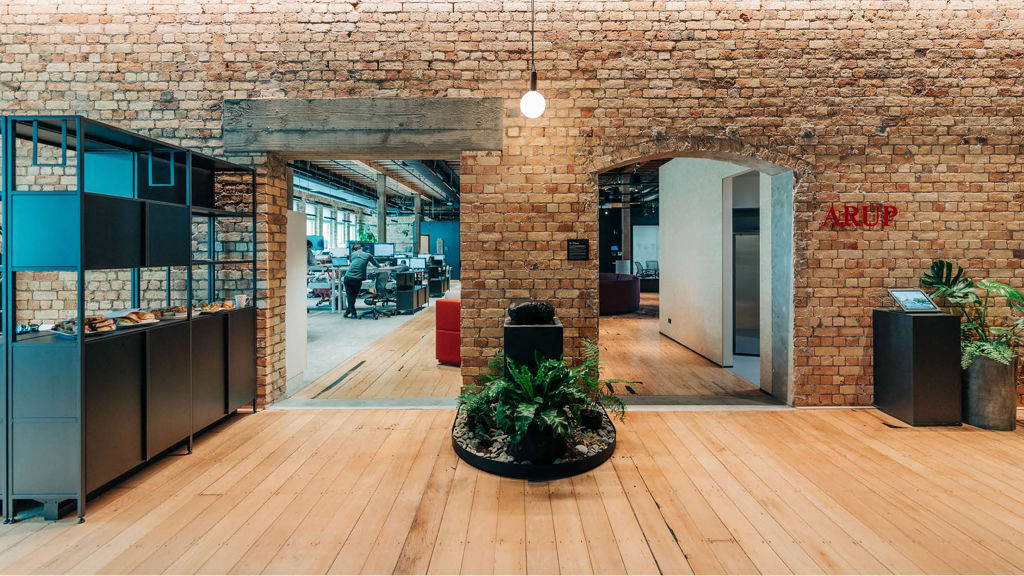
(305, 202), (316, 236)
(323, 206), (335, 250)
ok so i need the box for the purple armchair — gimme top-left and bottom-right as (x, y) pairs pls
(599, 273), (641, 315)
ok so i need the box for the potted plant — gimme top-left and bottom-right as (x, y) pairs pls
(455, 349), (624, 465)
(921, 259), (1023, 430)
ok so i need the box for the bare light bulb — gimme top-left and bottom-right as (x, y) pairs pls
(519, 70), (545, 119)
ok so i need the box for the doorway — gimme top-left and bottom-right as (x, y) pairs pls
(220, 97), (503, 406)
(597, 156), (795, 405)
(281, 159), (463, 403)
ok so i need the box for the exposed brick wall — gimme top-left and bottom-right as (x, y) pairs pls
(3, 1), (1023, 406)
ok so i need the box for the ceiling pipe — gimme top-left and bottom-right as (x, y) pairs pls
(395, 160), (459, 204)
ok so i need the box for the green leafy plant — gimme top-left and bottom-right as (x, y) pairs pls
(456, 348), (626, 446)
(961, 341), (1016, 370)
(357, 226), (376, 243)
(580, 340), (626, 420)
(920, 259), (1024, 367)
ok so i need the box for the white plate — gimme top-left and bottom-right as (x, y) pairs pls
(104, 308), (140, 319)
(116, 318), (160, 328)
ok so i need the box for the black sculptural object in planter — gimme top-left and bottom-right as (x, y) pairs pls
(504, 301), (562, 379)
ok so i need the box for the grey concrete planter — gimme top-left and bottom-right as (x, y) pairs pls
(963, 356), (1018, 431)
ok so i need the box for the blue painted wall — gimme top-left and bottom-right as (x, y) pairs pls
(420, 220), (460, 279)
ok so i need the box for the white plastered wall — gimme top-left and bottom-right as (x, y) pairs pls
(658, 158), (747, 366)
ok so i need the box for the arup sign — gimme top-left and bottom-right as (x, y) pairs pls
(822, 204), (898, 229)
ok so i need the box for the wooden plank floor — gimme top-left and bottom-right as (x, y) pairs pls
(296, 304), (462, 399)
(4, 407), (1024, 574)
(300, 290), (758, 400)
(600, 293), (761, 397)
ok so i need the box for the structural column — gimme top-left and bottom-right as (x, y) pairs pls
(413, 194), (422, 255)
(620, 191), (632, 273)
(376, 172), (387, 242)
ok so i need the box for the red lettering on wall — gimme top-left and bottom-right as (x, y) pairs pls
(843, 205), (860, 227)
(822, 206), (841, 227)
(821, 204), (898, 229)
(882, 205), (898, 226)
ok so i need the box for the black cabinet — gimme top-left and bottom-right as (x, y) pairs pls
(227, 308), (256, 413)
(190, 165), (214, 209)
(147, 322), (191, 457)
(9, 344), (80, 497)
(147, 203), (190, 267)
(137, 150), (187, 205)
(0, 349), (5, 509)
(192, 314), (227, 432)
(872, 309), (962, 426)
(397, 284), (429, 313)
(85, 333), (145, 493)
(84, 194), (144, 270)
(3, 116), (257, 521)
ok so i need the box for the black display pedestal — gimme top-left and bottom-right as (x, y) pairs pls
(503, 318), (563, 379)
(872, 309), (961, 426)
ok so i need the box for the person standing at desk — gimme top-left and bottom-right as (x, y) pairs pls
(343, 244), (378, 318)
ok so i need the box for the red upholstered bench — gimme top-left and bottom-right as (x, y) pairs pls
(435, 299), (461, 366)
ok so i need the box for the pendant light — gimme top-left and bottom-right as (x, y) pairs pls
(519, 0), (546, 119)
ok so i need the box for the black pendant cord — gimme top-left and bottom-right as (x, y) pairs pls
(530, 0), (535, 70)
(529, 0), (537, 90)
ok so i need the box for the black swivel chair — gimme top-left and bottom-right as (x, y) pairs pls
(359, 269), (397, 320)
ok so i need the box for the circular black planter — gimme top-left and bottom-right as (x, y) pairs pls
(451, 409), (616, 480)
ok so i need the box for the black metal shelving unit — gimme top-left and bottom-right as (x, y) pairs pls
(1, 116), (257, 522)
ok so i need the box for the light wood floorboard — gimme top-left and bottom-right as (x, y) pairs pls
(599, 293), (762, 397)
(4, 408), (1024, 574)
(295, 305), (462, 399)
(299, 290), (765, 401)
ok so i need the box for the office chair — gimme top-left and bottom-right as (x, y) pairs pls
(645, 260), (659, 278)
(359, 269), (397, 319)
(634, 261), (647, 277)
(307, 266), (333, 307)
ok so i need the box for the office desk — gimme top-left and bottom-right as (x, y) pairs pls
(319, 265), (400, 313)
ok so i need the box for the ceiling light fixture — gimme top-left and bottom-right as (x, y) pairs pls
(519, 0), (545, 119)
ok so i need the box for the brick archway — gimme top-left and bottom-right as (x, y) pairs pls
(585, 135), (813, 405)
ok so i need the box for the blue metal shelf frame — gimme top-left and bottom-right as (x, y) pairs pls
(1, 115), (257, 523)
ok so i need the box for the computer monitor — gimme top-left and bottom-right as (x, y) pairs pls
(307, 235), (324, 251)
(349, 241), (374, 256)
(410, 257), (427, 269)
(374, 243), (395, 257)
(430, 253), (444, 263)
(330, 246), (349, 258)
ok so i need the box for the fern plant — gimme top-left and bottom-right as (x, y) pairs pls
(580, 340), (626, 420)
(455, 347), (626, 446)
(920, 259), (1024, 368)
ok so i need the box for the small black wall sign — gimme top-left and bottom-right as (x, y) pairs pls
(567, 238), (589, 261)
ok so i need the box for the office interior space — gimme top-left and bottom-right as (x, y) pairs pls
(598, 158), (794, 405)
(285, 160), (461, 401)
(2, 1), (1024, 575)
